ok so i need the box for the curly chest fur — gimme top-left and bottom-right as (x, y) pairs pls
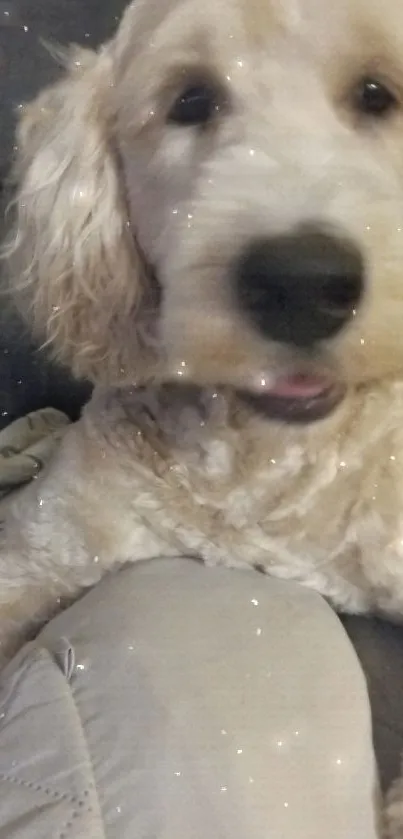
(69, 384), (403, 618)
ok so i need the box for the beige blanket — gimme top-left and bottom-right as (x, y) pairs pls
(0, 408), (70, 500)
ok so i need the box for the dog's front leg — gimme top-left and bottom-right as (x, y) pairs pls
(0, 427), (113, 667)
(0, 498), (112, 667)
(0, 419), (173, 667)
(0, 494), (106, 668)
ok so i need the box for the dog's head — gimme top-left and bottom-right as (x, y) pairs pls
(8, 0), (403, 422)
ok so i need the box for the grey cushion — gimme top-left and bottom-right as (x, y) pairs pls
(0, 563), (380, 838)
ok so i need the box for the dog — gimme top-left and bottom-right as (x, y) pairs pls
(3, 0), (403, 668)
(7, 0), (403, 830)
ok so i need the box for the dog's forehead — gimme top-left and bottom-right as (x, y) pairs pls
(228, 0), (403, 89)
(236, 0), (302, 39)
(116, 0), (403, 89)
(236, 0), (403, 48)
(139, 0), (402, 55)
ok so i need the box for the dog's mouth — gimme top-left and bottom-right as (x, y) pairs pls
(237, 372), (345, 423)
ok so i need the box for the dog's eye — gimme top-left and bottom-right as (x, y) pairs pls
(168, 84), (220, 126)
(352, 77), (398, 118)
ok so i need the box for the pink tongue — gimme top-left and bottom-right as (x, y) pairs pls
(269, 373), (330, 399)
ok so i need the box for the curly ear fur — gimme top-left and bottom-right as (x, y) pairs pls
(5, 47), (147, 384)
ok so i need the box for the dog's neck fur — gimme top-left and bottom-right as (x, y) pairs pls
(90, 381), (393, 481)
(82, 382), (403, 617)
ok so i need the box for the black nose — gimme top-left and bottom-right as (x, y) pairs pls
(234, 231), (364, 347)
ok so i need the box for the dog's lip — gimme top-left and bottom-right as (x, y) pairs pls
(237, 372), (345, 423)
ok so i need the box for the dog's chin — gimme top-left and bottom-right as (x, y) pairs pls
(236, 373), (346, 424)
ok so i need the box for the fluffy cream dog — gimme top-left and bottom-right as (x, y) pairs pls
(3, 0), (403, 665)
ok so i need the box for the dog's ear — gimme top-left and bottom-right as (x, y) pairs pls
(6, 47), (148, 384)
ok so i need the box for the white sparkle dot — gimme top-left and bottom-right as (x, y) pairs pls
(256, 627), (262, 636)
(220, 786), (228, 792)
(284, 801), (289, 808)
(339, 461), (346, 468)
(237, 748), (243, 755)
(390, 455), (396, 461)
(270, 458), (276, 464)
(251, 598), (259, 606)
(360, 338), (365, 345)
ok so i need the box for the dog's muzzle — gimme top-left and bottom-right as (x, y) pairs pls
(234, 229), (364, 348)
(231, 228), (364, 423)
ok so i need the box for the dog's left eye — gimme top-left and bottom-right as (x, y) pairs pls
(168, 84), (220, 126)
(352, 77), (398, 118)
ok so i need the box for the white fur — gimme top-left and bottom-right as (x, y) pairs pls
(4, 0), (403, 829)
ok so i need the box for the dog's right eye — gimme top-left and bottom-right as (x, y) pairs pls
(168, 84), (220, 126)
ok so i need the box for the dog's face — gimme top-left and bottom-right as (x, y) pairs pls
(10, 0), (403, 422)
